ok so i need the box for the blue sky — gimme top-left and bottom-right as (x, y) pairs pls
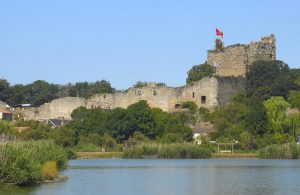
(1, 0), (300, 89)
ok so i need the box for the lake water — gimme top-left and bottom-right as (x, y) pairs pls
(1, 158), (300, 195)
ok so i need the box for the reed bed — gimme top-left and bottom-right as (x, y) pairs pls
(258, 143), (300, 159)
(0, 140), (67, 185)
(123, 143), (212, 159)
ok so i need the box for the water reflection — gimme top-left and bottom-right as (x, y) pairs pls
(2, 159), (300, 195)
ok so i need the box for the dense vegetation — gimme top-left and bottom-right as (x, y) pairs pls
(133, 81), (166, 88)
(123, 143), (212, 159)
(186, 63), (216, 84)
(0, 79), (115, 106)
(258, 143), (300, 159)
(8, 100), (193, 152)
(0, 140), (67, 185)
(210, 60), (300, 150)
(1, 59), (300, 162)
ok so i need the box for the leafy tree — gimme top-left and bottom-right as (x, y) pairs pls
(155, 82), (166, 87)
(133, 81), (147, 88)
(263, 96), (290, 133)
(246, 60), (295, 99)
(181, 101), (197, 113)
(8, 84), (28, 106)
(48, 127), (76, 147)
(244, 103), (268, 136)
(288, 90), (300, 108)
(17, 120), (52, 140)
(0, 79), (10, 102)
(198, 107), (210, 122)
(68, 100), (193, 144)
(186, 63), (215, 84)
(211, 102), (250, 138)
(69, 107), (108, 135)
(69, 80), (115, 98)
(239, 132), (257, 150)
(27, 80), (59, 106)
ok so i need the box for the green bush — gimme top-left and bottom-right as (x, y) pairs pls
(0, 140), (67, 185)
(64, 148), (77, 159)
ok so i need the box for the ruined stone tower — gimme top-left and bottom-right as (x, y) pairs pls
(207, 34), (276, 77)
(20, 34), (276, 120)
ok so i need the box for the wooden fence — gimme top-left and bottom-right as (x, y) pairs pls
(0, 134), (16, 142)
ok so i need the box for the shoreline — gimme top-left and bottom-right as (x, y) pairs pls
(75, 152), (258, 159)
(76, 152), (123, 159)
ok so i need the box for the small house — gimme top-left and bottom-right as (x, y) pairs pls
(191, 122), (214, 145)
(45, 117), (70, 128)
(0, 108), (13, 121)
(15, 104), (32, 111)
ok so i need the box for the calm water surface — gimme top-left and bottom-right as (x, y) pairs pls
(1, 159), (300, 195)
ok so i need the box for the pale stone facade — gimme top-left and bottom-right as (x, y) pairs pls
(207, 34), (276, 77)
(22, 77), (244, 120)
(0, 101), (8, 108)
(20, 34), (275, 120)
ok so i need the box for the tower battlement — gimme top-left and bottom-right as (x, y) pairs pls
(207, 34), (276, 77)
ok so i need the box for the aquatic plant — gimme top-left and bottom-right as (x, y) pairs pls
(123, 143), (212, 159)
(258, 143), (300, 159)
(0, 140), (67, 185)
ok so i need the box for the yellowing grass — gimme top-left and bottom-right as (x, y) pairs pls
(41, 161), (58, 180)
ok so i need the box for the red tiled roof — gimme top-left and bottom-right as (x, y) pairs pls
(0, 108), (12, 114)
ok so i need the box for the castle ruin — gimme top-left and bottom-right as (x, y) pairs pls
(20, 34), (276, 120)
(207, 34), (276, 76)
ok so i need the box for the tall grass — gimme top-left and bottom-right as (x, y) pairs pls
(0, 140), (67, 185)
(41, 161), (58, 180)
(258, 143), (300, 159)
(123, 143), (212, 159)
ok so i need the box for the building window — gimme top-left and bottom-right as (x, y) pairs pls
(153, 91), (157, 96)
(192, 92), (195, 98)
(201, 96), (206, 104)
(136, 91), (142, 96)
(175, 104), (181, 109)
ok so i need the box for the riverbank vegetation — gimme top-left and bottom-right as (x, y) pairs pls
(0, 79), (115, 107)
(0, 60), (300, 163)
(10, 100), (193, 153)
(0, 140), (67, 185)
(123, 143), (212, 159)
(208, 60), (300, 150)
(258, 143), (300, 159)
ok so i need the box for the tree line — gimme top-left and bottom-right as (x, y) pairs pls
(0, 80), (115, 107)
(209, 60), (300, 149)
(2, 59), (300, 152)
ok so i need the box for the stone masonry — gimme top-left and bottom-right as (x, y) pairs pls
(20, 34), (275, 120)
(207, 34), (276, 76)
(22, 77), (244, 120)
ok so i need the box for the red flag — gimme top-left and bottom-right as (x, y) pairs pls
(216, 28), (223, 38)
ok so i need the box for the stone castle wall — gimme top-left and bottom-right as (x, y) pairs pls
(23, 97), (86, 120)
(19, 34), (275, 121)
(216, 77), (245, 106)
(0, 101), (8, 108)
(22, 77), (243, 120)
(207, 34), (276, 77)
